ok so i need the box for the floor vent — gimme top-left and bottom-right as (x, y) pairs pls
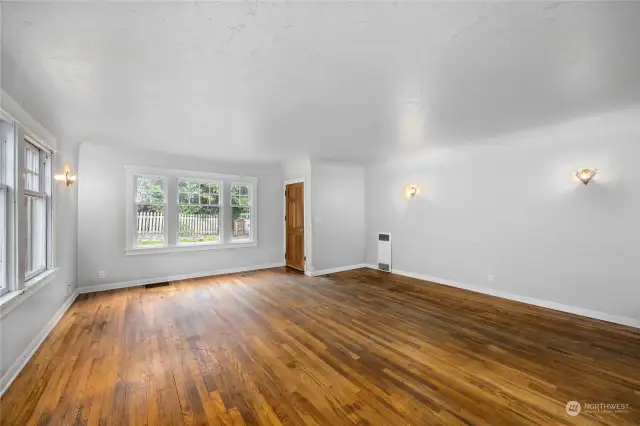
(144, 282), (171, 289)
(378, 233), (391, 272)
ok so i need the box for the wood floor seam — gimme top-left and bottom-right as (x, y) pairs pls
(1, 267), (638, 425)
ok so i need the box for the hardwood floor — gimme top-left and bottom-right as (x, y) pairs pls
(2, 267), (639, 425)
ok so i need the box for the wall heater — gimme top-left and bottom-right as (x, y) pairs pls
(377, 233), (391, 271)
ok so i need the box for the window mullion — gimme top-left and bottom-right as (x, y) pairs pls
(166, 177), (178, 246)
(221, 182), (231, 244)
(15, 127), (27, 291)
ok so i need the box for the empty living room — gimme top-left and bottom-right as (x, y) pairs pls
(1, 1), (639, 425)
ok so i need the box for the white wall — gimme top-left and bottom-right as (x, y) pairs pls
(78, 143), (284, 289)
(365, 107), (640, 321)
(0, 90), (79, 381)
(312, 160), (365, 272)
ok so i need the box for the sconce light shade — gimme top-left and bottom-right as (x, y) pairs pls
(54, 170), (77, 187)
(575, 169), (597, 185)
(406, 184), (418, 198)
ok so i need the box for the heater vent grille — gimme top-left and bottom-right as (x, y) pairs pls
(377, 233), (391, 272)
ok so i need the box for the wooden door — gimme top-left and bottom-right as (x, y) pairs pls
(285, 182), (305, 271)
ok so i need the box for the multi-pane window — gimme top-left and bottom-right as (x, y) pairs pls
(0, 120), (55, 294)
(178, 180), (220, 244)
(126, 166), (256, 253)
(24, 141), (51, 280)
(135, 176), (166, 247)
(231, 183), (251, 240)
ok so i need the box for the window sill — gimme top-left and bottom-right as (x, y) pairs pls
(0, 268), (59, 319)
(125, 241), (258, 256)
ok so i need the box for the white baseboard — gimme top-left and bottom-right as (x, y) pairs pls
(78, 262), (285, 294)
(0, 289), (79, 396)
(305, 263), (369, 277)
(364, 265), (640, 329)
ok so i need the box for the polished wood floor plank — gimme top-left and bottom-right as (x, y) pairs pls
(2, 267), (639, 425)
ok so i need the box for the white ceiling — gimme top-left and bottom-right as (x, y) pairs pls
(2, 1), (640, 161)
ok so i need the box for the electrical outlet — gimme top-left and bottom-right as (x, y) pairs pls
(98, 270), (106, 280)
(487, 274), (494, 282)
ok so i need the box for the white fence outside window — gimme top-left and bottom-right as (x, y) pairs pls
(136, 212), (250, 238)
(137, 212), (220, 235)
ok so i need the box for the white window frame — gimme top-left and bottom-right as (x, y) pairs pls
(230, 182), (255, 242)
(125, 165), (257, 255)
(177, 178), (223, 246)
(0, 113), (58, 318)
(132, 174), (168, 249)
(23, 138), (52, 281)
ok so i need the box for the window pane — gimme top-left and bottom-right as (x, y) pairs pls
(200, 183), (220, 205)
(179, 206), (219, 244)
(232, 206), (251, 240)
(179, 180), (219, 206)
(25, 144), (39, 173)
(136, 176), (164, 203)
(231, 184), (250, 206)
(136, 204), (165, 246)
(26, 172), (39, 192)
(25, 144), (40, 192)
(25, 195), (46, 276)
(186, 181), (199, 193)
(0, 188), (6, 291)
(231, 184), (243, 196)
(201, 191), (219, 205)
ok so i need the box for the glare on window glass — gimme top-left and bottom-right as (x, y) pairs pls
(136, 177), (165, 247)
(25, 195), (46, 274)
(231, 184), (250, 240)
(178, 181), (220, 244)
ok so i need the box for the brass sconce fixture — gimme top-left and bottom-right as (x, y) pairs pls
(575, 169), (597, 186)
(54, 169), (77, 187)
(406, 184), (419, 198)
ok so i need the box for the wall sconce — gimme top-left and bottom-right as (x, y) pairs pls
(54, 169), (77, 187)
(575, 169), (597, 185)
(406, 184), (419, 198)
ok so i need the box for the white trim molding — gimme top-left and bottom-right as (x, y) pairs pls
(78, 262), (284, 294)
(125, 241), (258, 256)
(305, 264), (368, 277)
(0, 268), (59, 318)
(0, 288), (78, 396)
(364, 265), (640, 329)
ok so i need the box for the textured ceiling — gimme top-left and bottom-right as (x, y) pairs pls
(2, 2), (640, 161)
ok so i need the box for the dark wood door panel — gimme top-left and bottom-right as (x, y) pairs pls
(285, 182), (305, 271)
